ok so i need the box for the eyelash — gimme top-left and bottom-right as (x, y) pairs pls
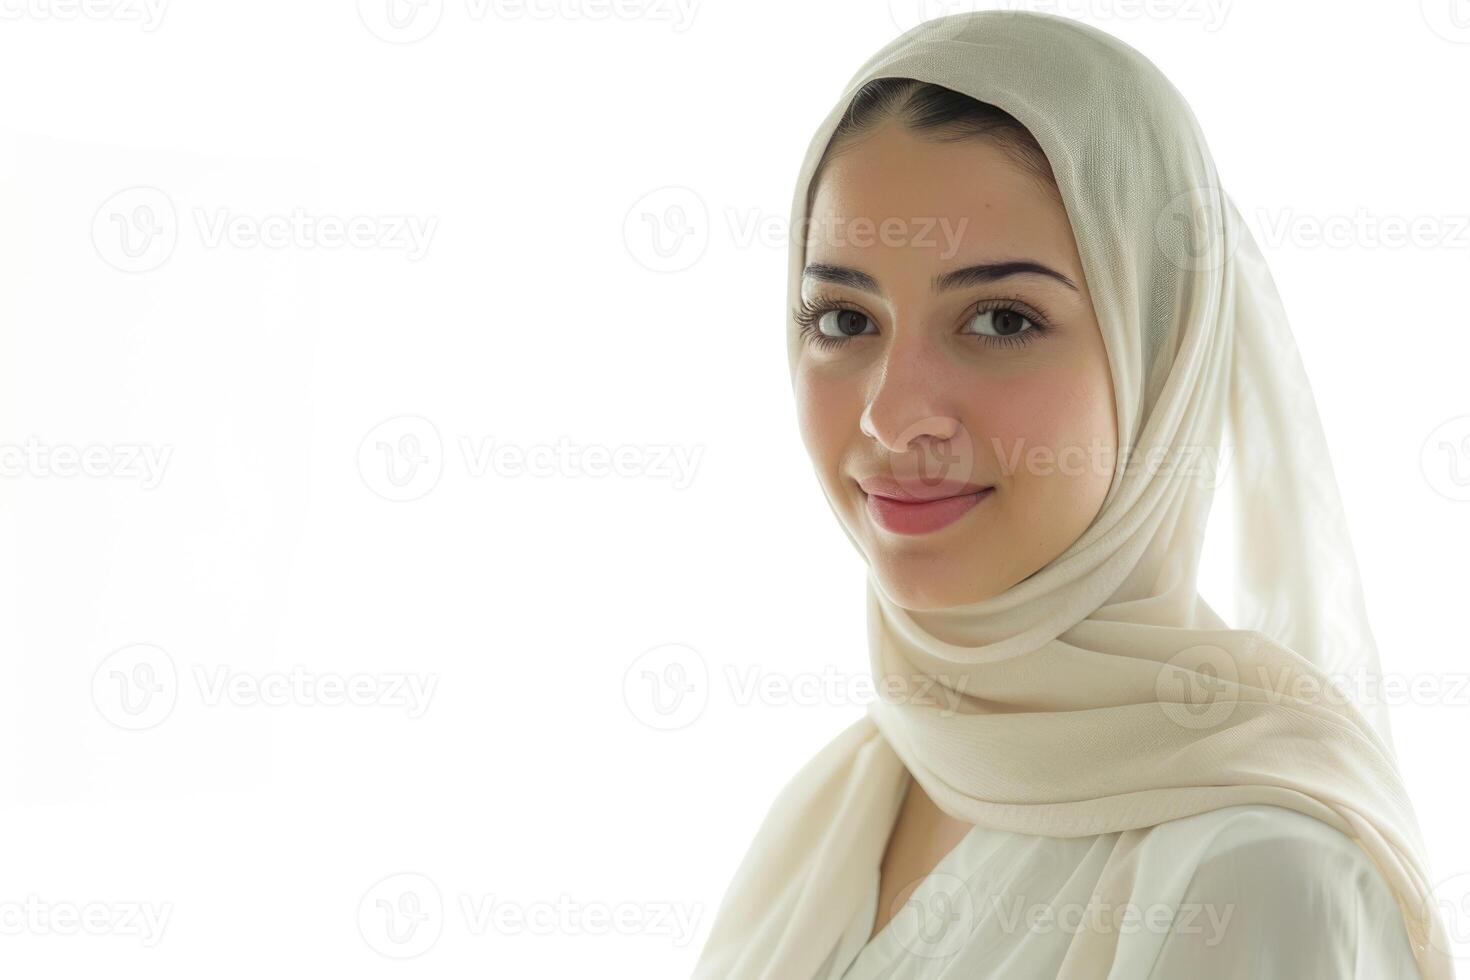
(792, 292), (1054, 352)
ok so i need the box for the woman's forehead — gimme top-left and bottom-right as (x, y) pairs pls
(800, 208), (1080, 278)
(802, 138), (1085, 295)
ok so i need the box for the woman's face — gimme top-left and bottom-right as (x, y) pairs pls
(795, 119), (1117, 610)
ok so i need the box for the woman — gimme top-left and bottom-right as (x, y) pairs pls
(692, 11), (1454, 980)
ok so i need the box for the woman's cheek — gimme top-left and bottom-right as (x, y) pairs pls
(965, 368), (1114, 491)
(795, 367), (860, 486)
(965, 375), (1060, 487)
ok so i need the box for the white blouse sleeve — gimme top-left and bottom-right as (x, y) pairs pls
(1140, 806), (1421, 980)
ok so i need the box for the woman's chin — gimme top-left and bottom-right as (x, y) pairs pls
(866, 550), (1008, 611)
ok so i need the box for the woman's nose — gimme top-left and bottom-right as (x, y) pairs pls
(858, 329), (966, 455)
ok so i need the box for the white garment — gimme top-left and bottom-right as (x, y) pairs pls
(817, 788), (1419, 979)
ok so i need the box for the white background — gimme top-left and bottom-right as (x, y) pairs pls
(1, 1), (1468, 976)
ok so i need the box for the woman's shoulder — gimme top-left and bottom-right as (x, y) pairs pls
(1129, 801), (1399, 903)
(1122, 804), (1420, 978)
(1138, 802), (1378, 877)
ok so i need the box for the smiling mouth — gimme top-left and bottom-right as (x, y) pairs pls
(864, 486), (995, 536)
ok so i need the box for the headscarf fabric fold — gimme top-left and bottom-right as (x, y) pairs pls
(693, 11), (1452, 979)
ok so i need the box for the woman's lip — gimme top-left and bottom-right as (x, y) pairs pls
(864, 487), (994, 536)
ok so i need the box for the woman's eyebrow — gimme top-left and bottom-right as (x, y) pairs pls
(802, 260), (1079, 295)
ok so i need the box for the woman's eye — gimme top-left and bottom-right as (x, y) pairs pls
(817, 308), (876, 338)
(967, 308), (1037, 338)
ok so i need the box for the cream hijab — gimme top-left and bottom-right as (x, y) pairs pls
(692, 11), (1452, 980)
